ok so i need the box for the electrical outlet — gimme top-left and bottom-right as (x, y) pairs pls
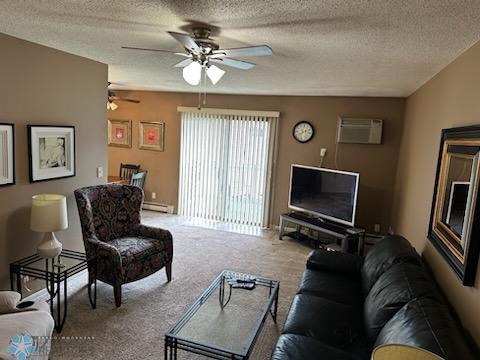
(152, 192), (156, 200)
(320, 148), (327, 157)
(97, 167), (104, 178)
(374, 224), (381, 233)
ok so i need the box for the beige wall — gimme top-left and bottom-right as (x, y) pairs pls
(109, 92), (405, 232)
(392, 40), (480, 344)
(0, 33), (107, 290)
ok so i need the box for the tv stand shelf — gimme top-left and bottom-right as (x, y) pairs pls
(279, 212), (366, 254)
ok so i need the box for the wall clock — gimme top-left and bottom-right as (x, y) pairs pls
(293, 121), (314, 143)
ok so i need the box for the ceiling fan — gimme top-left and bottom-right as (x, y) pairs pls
(107, 82), (140, 111)
(122, 27), (273, 86)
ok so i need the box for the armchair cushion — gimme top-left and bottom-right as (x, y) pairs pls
(109, 235), (173, 282)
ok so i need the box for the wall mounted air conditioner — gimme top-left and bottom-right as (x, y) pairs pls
(337, 117), (383, 144)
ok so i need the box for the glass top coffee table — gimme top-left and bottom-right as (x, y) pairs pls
(165, 270), (280, 360)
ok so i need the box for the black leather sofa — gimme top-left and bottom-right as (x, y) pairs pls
(271, 235), (478, 360)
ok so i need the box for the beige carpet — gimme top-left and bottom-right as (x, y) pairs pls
(46, 212), (311, 359)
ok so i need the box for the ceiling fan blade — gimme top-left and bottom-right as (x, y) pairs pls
(168, 32), (200, 53)
(117, 98), (141, 103)
(213, 45), (272, 57)
(110, 95), (140, 103)
(121, 46), (186, 56)
(210, 58), (256, 70)
(173, 58), (193, 68)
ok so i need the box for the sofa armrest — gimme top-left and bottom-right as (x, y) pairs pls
(0, 291), (20, 314)
(306, 249), (363, 278)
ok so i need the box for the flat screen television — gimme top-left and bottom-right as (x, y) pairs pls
(288, 164), (360, 226)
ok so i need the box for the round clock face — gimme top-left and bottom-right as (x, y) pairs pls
(293, 121), (314, 143)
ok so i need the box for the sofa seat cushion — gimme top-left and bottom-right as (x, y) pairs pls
(298, 269), (363, 306)
(364, 263), (441, 340)
(282, 294), (368, 356)
(375, 298), (477, 360)
(361, 235), (422, 294)
(0, 306), (54, 360)
(271, 334), (363, 360)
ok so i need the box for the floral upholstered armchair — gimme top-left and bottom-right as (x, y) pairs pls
(74, 185), (173, 307)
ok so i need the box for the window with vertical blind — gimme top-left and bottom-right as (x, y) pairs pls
(178, 107), (279, 227)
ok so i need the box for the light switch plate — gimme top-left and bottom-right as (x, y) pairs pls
(97, 167), (104, 178)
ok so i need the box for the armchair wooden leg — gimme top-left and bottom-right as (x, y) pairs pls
(165, 262), (172, 282)
(114, 284), (122, 307)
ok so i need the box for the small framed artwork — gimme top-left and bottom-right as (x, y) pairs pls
(0, 123), (15, 186)
(139, 122), (164, 151)
(108, 119), (132, 148)
(28, 125), (75, 183)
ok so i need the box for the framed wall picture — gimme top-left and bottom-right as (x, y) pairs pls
(139, 121), (164, 151)
(108, 119), (132, 148)
(28, 125), (76, 183)
(428, 125), (480, 286)
(0, 123), (15, 186)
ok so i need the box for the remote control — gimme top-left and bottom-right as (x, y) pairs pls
(231, 283), (255, 290)
(236, 278), (256, 284)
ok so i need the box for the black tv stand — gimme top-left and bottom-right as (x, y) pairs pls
(279, 212), (366, 254)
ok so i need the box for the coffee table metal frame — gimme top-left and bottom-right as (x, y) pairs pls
(165, 270), (280, 360)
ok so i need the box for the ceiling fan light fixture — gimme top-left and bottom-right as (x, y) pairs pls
(182, 61), (202, 86)
(107, 101), (118, 111)
(206, 64), (225, 85)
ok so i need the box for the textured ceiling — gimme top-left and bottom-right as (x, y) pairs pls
(1, 1), (480, 96)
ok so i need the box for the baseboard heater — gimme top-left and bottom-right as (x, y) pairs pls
(143, 202), (175, 214)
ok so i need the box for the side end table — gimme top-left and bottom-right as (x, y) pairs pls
(9, 250), (95, 332)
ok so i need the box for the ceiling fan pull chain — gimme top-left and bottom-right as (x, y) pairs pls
(203, 69), (207, 106)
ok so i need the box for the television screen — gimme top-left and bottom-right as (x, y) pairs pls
(289, 165), (359, 226)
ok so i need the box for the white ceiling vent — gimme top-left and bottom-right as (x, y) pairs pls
(337, 117), (383, 144)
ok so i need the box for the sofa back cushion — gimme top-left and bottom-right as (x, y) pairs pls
(364, 263), (440, 340)
(361, 235), (421, 294)
(375, 298), (477, 360)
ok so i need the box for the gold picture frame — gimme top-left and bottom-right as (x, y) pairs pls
(108, 119), (132, 148)
(139, 122), (164, 151)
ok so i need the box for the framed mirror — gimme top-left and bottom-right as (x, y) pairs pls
(429, 126), (480, 286)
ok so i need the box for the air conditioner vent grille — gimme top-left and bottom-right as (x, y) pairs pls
(337, 117), (383, 144)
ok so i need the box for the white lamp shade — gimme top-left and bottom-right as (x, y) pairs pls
(30, 194), (68, 233)
(182, 61), (202, 86)
(206, 64), (225, 85)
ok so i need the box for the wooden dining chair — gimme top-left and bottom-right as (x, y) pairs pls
(130, 171), (147, 190)
(119, 163), (140, 180)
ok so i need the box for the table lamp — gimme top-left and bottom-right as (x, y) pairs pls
(30, 194), (68, 258)
(372, 344), (444, 360)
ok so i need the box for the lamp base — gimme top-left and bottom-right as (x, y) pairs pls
(37, 232), (62, 258)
